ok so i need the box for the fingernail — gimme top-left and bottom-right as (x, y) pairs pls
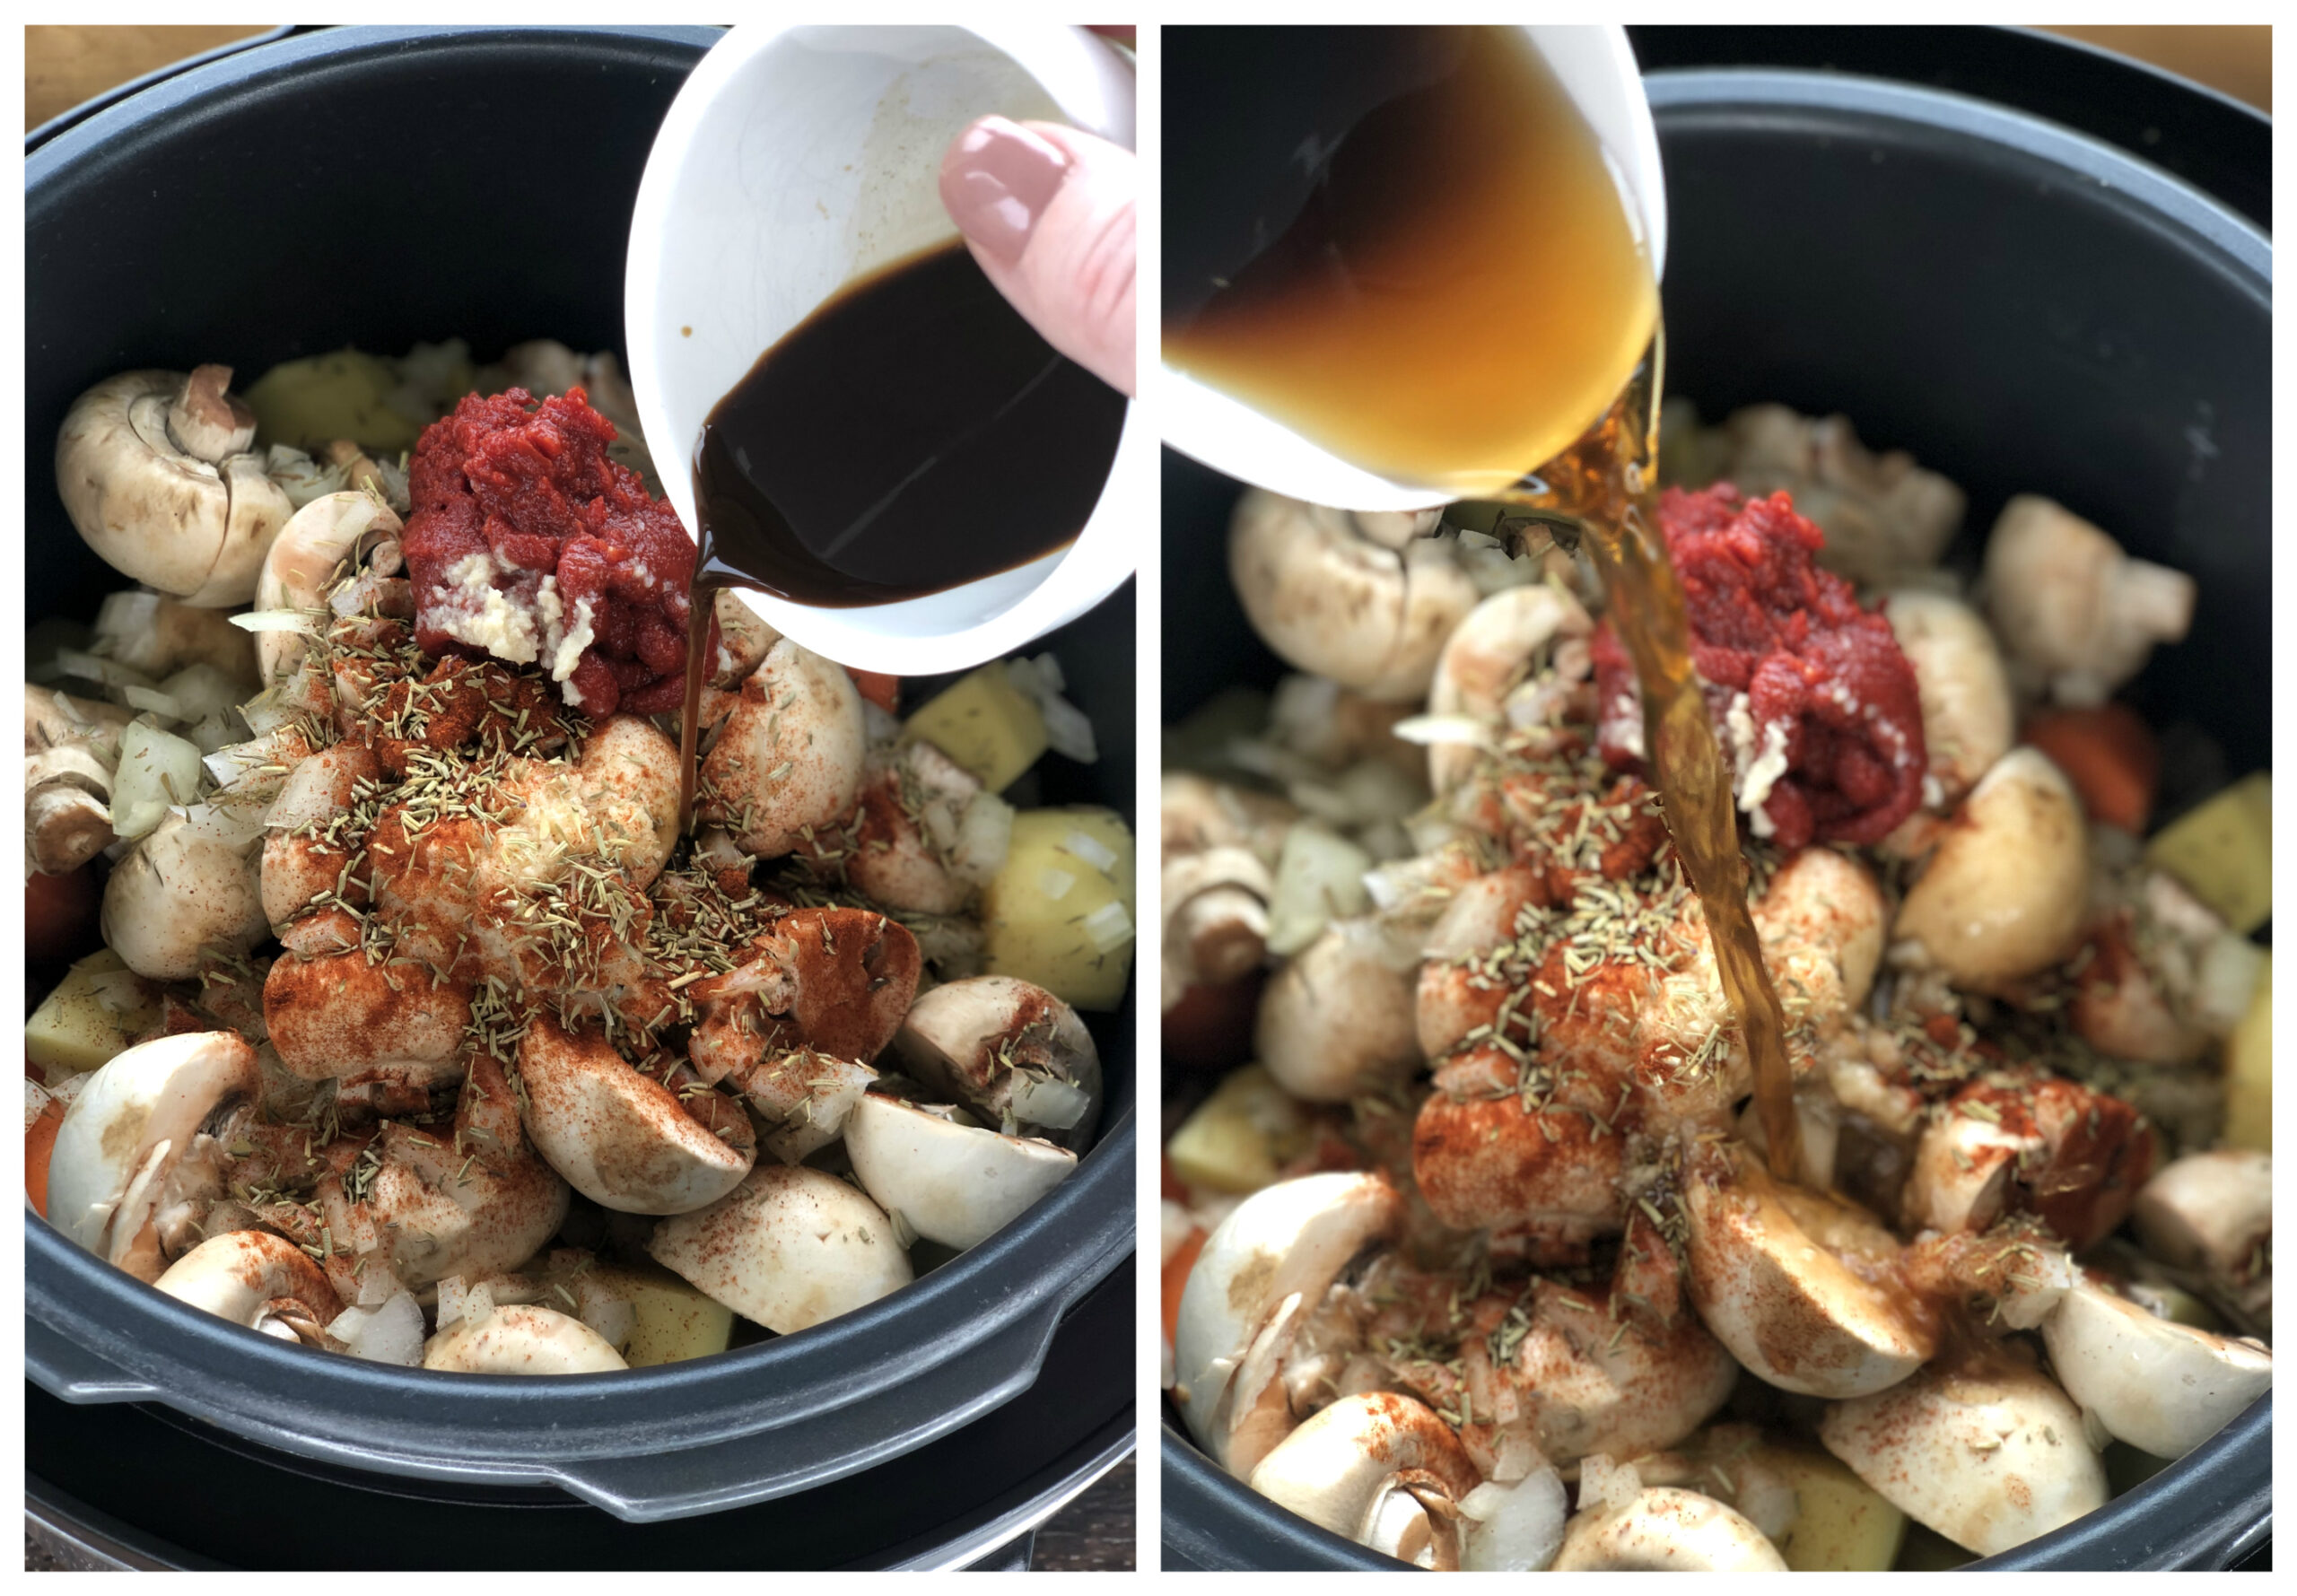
(940, 117), (1070, 267)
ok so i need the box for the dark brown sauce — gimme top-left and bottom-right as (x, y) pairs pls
(1166, 26), (1801, 1180)
(677, 239), (1125, 833)
(690, 238), (1125, 609)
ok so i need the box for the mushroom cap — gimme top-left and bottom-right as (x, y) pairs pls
(46, 1030), (261, 1278)
(423, 1304), (629, 1375)
(1882, 589), (2015, 807)
(2041, 1280), (2271, 1459)
(843, 1092), (1077, 1250)
(1821, 1352), (2107, 1557)
(1172, 1171), (1402, 1471)
(1246, 1392), (1482, 1568)
(1682, 1139), (1935, 1399)
(1551, 1486), (1787, 1572)
(262, 950), (472, 1082)
(2132, 1148), (2271, 1280)
(57, 370), (289, 606)
(1255, 919), (1421, 1103)
(1426, 582), (1594, 793)
(100, 806), (268, 980)
(698, 637), (865, 858)
(253, 491), (400, 680)
(1892, 748), (2090, 986)
(648, 1163), (913, 1335)
(892, 974), (1102, 1147)
(516, 1016), (755, 1215)
(1228, 490), (1478, 702)
(153, 1228), (343, 1333)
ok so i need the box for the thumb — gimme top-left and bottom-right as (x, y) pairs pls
(939, 116), (1136, 397)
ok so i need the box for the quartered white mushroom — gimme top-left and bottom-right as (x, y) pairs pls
(2039, 1279), (2271, 1459)
(100, 803), (268, 980)
(46, 1030), (263, 1282)
(843, 737), (1000, 915)
(1254, 918), (1421, 1103)
(649, 1163), (913, 1335)
(697, 636), (865, 859)
(423, 1303), (629, 1375)
(56, 366), (293, 606)
(1172, 1171), (1403, 1475)
(153, 1228), (343, 1343)
(310, 1053), (571, 1297)
(2132, 1149), (2271, 1284)
(708, 589), (780, 685)
(891, 974), (1103, 1148)
(1246, 1391), (1484, 1570)
(515, 1016), (756, 1215)
(1821, 1350), (2107, 1557)
(252, 490), (404, 683)
(1983, 494), (2196, 707)
(1681, 1139), (1935, 1399)
(1891, 748), (2090, 987)
(1160, 844), (1273, 1009)
(1550, 1485), (1787, 1572)
(843, 1092), (1076, 1250)
(24, 684), (130, 875)
(1883, 589), (2015, 809)
(1423, 581), (1594, 795)
(1228, 490), (1477, 703)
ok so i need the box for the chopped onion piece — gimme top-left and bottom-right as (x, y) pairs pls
(110, 722), (207, 840)
(1080, 899), (1134, 954)
(160, 663), (249, 723)
(948, 791), (1014, 888)
(1063, 828), (1119, 874)
(54, 647), (159, 691)
(1037, 867), (1079, 902)
(2193, 932), (2266, 1037)
(1460, 1469), (1568, 1573)
(1390, 713), (1491, 747)
(87, 970), (150, 1019)
(1010, 1073), (1091, 1130)
(228, 609), (321, 635)
(120, 685), (187, 720)
(328, 1291), (425, 1366)
(435, 1275), (469, 1332)
(1266, 823), (1374, 956)
(1038, 693), (1097, 763)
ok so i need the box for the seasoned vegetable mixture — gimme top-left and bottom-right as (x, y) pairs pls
(30, 344), (1135, 1374)
(1161, 403), (2268, 1570)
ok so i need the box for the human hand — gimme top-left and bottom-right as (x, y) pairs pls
(939, 115), (1136, 397)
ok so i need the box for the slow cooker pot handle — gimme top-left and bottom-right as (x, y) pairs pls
(537, 1293), (1085, 1520)
(25, 1313), (162, 1403)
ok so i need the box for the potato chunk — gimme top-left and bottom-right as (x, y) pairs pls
(25, 948), (162, 1079)
(982, 807), (1135, 1009)
(585, 1262), (736, 1367)
(904, 664), (1048, 792)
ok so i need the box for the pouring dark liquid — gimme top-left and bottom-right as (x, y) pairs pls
(1165, 24), (1802, 1179)
(678, 237), (1129, 833)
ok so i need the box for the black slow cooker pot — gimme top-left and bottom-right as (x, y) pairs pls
(1160, 26), (2269, 1573)
(25, 25), (1134, 1568)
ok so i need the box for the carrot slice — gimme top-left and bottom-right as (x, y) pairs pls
(847, 669), (901, 714)
(27, 1093), (66, 1218)
(1162, 1225), (1209, 1346)
(2022, 704), (2159, 833)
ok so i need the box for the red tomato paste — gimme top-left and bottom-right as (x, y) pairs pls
(404, 388), (712, 717)
(1591, 485), (1926, 850)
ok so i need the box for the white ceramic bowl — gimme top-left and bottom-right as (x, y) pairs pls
(626, 23), (1141, 675)
(1156, 24), (1666, 512)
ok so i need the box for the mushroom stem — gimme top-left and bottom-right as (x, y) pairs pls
(167, 364), (258, 462)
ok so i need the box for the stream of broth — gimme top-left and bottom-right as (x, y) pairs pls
(1166, 24), (1802, 1178)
